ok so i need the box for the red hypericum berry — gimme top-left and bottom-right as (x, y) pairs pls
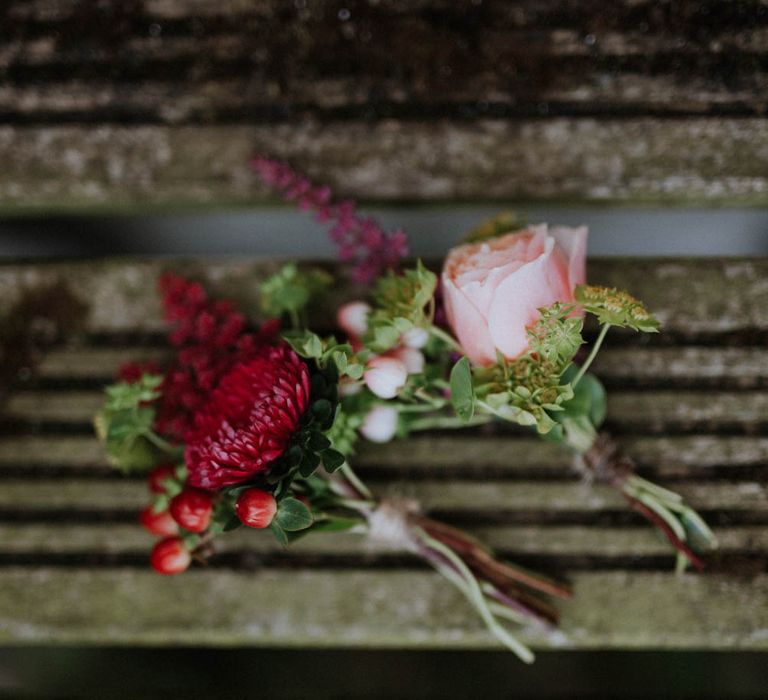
(150, 537), (191, 576)
(139, 505), (179, 537)
(169, 489), (214, 533)
(148, 464), (178, 494)
(235, 489), (277, 529)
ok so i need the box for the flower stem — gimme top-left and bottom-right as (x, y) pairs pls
(429, 325), (464, 354)
(142, 430), (178, 455)
(416, 528), (535, 663)
(340, 462), (373, 501)
(573, 323), (611, 388)
(408, 414), (493, 431)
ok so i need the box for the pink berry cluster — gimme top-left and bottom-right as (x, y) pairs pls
(251, 156), (409, 284)
(337, 301), (428, 443)
(140, 463), (279, 576)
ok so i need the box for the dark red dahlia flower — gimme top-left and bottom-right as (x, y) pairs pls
(184, 344), (311, 490)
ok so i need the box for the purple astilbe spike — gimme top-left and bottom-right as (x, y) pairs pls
(251, 156), (409, 283)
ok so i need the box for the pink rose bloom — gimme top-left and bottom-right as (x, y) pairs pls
(442, 225), (587, 366)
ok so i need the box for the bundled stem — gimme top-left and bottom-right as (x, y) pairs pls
(579, 434), (717, 570)
(329, 462), (570, 662)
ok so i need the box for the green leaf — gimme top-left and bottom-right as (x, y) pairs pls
(449, 356), (475, 424)
(285, 445), (303, 468)
(311, 399), (333, 425)
(298, 450), (321, 478)
(371, 324), (401, 352)
(322, 448), (346, 472)
(558, 369), (607, 429)
(346, 363), (364, 380)
(583, 374), (607, 427)
(270, 521), (290, 547)
(275, 498), (314, 532)
(283, 330), (325, 359)
(307, 432), (332, 451)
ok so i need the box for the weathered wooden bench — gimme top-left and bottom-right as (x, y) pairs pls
(0, 258), (766, 650)
(0, 0), (767, 663)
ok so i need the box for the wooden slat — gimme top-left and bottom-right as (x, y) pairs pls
(1, 435), (766, 477)
(33, 345), (768, 389)
(1, 120), (768, 211)
(37, 347), (167, 379)
(2, 66), (766, 120)
(3, 1), (767, 118)
(2, 523), (765, 558)
(0, 479), (763, 513)
(1, 259), (766, 334)
(2, 0), (767, 208)
(592, 347), (768, 388)
(0, 568), (765, 648)
(5, 388), (767, 432)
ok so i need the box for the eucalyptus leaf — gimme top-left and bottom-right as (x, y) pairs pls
(449, 356), (475, 423)
(276, 498), (314, 532)
(270, 521), (290, 547)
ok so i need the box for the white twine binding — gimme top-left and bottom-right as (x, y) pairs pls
(366, 498), (421, 552)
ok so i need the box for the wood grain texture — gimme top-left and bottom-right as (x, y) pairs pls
(2, 0), (767, 118)
(1, 258), (766, 334)
(5, 388), (768, 434)
(32, 345), (768, 388)
(1, 0), (766, 207)
(2, 120), (768, 211)
(0, 568), (766, 649)
(0, 479), (763, 513)
(2, 522), (766, 557)
(1, 434), (766, 477)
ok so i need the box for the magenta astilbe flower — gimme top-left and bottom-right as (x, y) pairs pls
(251, 156), (409, 283)
(153, 274), (280, 442)
(184, 344), (311, 490)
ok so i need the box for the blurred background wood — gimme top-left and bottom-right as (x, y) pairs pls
(1, 0), (768, 210)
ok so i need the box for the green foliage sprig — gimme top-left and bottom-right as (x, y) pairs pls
(576, 284), (660, 333)
(468, 303), (584, 434)
(366, 260), (437, 352)
(94, 374), (178, 472)
(259, 263), (332, 324)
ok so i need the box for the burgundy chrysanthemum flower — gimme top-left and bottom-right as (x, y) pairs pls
(184, 344), (311, 490)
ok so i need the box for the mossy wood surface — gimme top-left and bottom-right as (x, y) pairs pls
(0, 257), (766, 647)
(1, 0), (768, 209)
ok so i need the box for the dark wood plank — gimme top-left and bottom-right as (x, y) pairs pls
(1, 119), (768, 210)
(2, 0), (767, 119)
